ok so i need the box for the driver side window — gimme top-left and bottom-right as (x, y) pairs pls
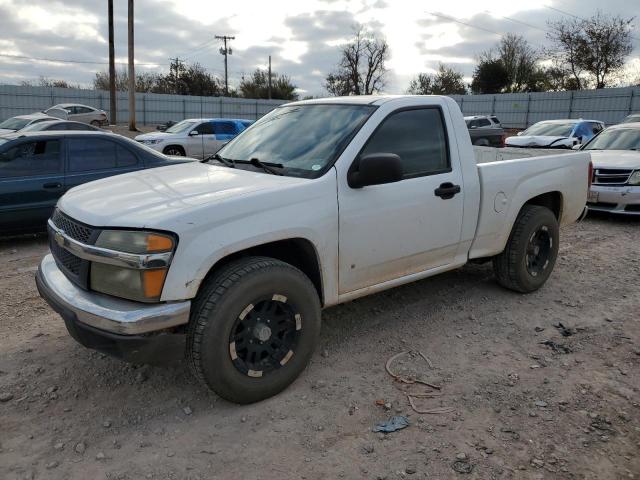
(195, 122), (215, 135)
(360, 108), (450, 179)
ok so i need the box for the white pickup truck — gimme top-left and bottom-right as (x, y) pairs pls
(37, 95), (591, 403)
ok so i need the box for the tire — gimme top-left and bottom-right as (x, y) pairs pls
(90, 120), (101, 127)
(187, 256), (321, 404)
(163, 145), (185, 156)
(493, 205), (559, 293)
(473, 138), (490, 146)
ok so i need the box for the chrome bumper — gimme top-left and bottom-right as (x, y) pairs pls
(37, 254), (190, 335)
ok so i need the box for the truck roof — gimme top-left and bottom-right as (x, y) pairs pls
(286, 95), (450, 107)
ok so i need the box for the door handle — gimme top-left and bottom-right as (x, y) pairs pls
(43, 182), (62, 189)
(434, 182), (461, 199)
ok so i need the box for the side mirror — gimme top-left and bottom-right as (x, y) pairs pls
(348, 153), (403, 189)
(575, 136), (583, 143)
(571, 144), (581, 150)
(189, 130), (199, 136)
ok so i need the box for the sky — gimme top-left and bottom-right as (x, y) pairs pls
(0, 0), (638, 96)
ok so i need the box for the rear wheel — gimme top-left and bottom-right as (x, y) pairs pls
(90, 120), (101, 127)
(163, 145), (185, 156)
(493, 205), (559, 293)
(187, 256), (321, 403)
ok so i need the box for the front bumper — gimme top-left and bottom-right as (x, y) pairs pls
(36, 254), (190, 364)
(587, 185), (640, 215)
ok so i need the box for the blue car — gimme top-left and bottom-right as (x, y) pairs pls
(0, 131), (192, 235)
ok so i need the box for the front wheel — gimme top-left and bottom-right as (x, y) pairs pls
(187, 257), (321, 403)
(493, 205), (559, 293)
(163, 145), (185, 156)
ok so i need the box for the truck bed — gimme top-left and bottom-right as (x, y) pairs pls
(468, 151), (591, 259)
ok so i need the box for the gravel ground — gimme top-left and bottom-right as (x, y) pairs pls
(0, 213), (638, 480)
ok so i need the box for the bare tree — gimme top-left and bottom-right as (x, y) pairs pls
(547, 12), (634, 89)
(325, 27), (389, 96)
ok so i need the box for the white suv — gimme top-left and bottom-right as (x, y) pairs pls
(135, 118), (253, 159)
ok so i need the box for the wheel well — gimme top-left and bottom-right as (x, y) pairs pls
(163, 144), (185, 154)
(523, 191), (562, 220)
(199, 238), (324, 305)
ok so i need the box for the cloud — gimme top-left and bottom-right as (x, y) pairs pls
(0, 0), (637, 96)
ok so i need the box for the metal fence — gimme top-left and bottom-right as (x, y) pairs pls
(3, 83), (640, 129)
(0, 84), (287, 125)
(450, 86), (640, 129)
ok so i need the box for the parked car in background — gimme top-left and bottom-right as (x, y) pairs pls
(157, 120), (177, 131)
(464, 115), (504, 147)
(18, 120), (106, 133)
(0, 131), (193, 235)
(506, 119), (604, 148)
(579, 122), (640, 215)
(620, 113), (640, 124)
(44, 104), (108, 126)
(0, 113), (58, 134)
(134, 118), (254, 159)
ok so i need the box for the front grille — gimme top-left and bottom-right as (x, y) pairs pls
(625, 204), (640, 212)
(51, 209), (93, 243)
(50, 240), (82, 275)
(589, 201), (617, 209)
(48, 209), (99, 290)
(592, 168), (633, 185)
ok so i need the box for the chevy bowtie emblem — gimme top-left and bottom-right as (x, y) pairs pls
(55, 230), (65, 247)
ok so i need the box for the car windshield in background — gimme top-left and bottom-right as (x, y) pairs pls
(621, 115), (640, 124)
(523, 122), (575, 137)
(217, 104), (376, 178)
(165, 120), (197, 134)
(583, 128), (640, 151)
(0, 118), (30, 131)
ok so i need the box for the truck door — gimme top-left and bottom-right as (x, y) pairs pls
(337, 106), (465, 294)
(0, 138), (65, 233)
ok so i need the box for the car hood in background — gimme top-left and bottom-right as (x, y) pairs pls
(505, 135), (573, 148)
(135, 132), (175, 141)
(588, 150), (640, 169)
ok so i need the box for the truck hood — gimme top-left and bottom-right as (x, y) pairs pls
(58, 163), (310, 228)
(588, 150), (640, 169)
(505, 135), (573, 148)
(135, 132), (175, 141)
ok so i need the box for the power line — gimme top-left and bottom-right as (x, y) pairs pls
(427, 12), (502, 37)
(0, 53), (169, 67)
(484, 11), (548, 34)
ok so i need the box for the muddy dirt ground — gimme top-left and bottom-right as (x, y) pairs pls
(1, 213), (638, 480)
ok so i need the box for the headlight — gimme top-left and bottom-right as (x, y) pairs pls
(142, 139), (162, 145)
(628, 170), (640, 186)
(90, 230), (175, 302)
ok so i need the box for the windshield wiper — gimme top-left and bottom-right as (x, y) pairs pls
(235, 157), (283, 175)
(204, 152), (236, 168)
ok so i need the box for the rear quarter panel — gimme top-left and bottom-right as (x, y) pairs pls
(469, 152), (591, 259)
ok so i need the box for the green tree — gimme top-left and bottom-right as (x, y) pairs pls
(471, 58), (510, 94)
(239, 69), (298, 100)
(407, 64), (466, 95)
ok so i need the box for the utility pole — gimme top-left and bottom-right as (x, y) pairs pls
(215, 35), (235, 96)
(127, 0), (136, 131)
(108, 0), (116, 125)
(268, 55), (272, 100)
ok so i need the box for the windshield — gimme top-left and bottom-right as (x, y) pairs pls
(583, 128), (640, 151)
(522, 122), (575, 137)
(217, 104), (376, 178)
(0, 117), (31, 131)
(165, 120), (197, 134)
